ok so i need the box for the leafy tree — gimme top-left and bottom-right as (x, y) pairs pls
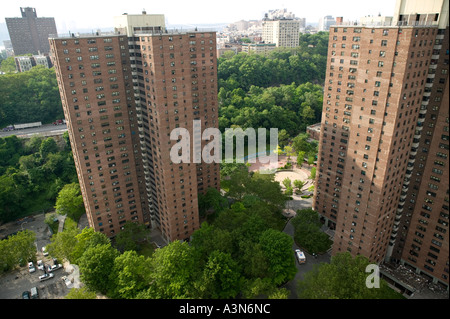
(143, 240), (197, 298)
(190, 222), (234, 260)
(284, 145), (295, 162)
(0, 56), (16, 73)
(282, 177), (291, 189)
(0, 174), (25, 223)
(54, 182), (85, 221)
(109, 250), (152, 299)
(39, 137), (59, 159)
(46, 222), (80, 262)
(285, 186), (293, 196)
(78, 243), (119, 295)
(293, 180), (305, 191)
(292, 133), (312, 154)
(198, 187), (228, 218)
(237, 240), (269, 279)
(291, 208), (332, 254)
(0, 66), (63, 128)
(259, 229), (297, 286)
(309, 167), (317, 179)
(65, 286), (97, 299)
(298, 252), (404, 299)
(278, 129), (290, 148)
(194, 250), (242, 299)
(0, 230), (36, 273)
(114, 221), (151, 252)
(70, 227), (110, 264)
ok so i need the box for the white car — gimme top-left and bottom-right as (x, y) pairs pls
(39, 273), (54, 281)
(37, 260), (44, 271)
(61, 276), (72, 287)
(47, 264), (63, 272)
(28, 262), (36, 273)
(41, 246), (49, 256)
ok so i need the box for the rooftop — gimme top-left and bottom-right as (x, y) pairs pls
(49, 28), (217, 40)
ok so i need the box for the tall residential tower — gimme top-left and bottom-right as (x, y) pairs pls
(50, 13), (220, 242)
(313, 0), (448, 289)
(6, 7), (57, 55)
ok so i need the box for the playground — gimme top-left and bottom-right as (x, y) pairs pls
(247, 154), (316, 203)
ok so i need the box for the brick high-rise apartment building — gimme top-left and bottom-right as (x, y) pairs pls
(129, 31), (220, 242)
(388, 0), (449, 289)
(50, 34), (149, 237)
(6, 7), (57, 55)
(50, 15), (220, 242)
(313, 0), (448, 289)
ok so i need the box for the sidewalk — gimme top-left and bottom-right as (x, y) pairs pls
(63, 261), (82, 289)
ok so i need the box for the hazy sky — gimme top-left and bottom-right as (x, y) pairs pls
(2, 0), (397, 32)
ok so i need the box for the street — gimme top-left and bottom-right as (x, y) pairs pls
(282, 208), (332, 299)
(0, 123), (67, 138)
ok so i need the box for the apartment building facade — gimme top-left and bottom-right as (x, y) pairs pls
(14, 55), (51, 72)
(6, 7), (57, 55)
(261, 18), (300, 48)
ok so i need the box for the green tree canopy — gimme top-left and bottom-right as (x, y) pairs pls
(54, 182), (85, 221)
(78, 243), (119, 295)
(298, 252), (405, 299)
(0, 230), (36, 273)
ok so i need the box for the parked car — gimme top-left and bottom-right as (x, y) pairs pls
(22, 291), (30, 299)
(28, 262), (36, 273)
(41, 246), (49, 256)
(37, 260), (44, 271)
(30, 287), (38, 299)
(47, 264), (63, 272)
(39, 273), (54, 281)
(61, 276), (72, 287)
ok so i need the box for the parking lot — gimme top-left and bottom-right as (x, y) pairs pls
(0, 213), (75, 299)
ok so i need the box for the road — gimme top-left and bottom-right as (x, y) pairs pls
(0, 123), (67, 138)
(282, 205), (332, 299)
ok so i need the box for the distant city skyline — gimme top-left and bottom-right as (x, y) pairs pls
(2, 0), (397, 33)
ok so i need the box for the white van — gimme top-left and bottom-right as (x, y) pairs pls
(295, 249), (306, 264)
(30, 287), (38, 299)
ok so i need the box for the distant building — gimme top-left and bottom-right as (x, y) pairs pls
(262, 15), (300, 48)
(241, 42), (276, 56)
(14, 55), (52, 72)
(2, 40), (14, 57)
(217, 45), (240, 58)
(5, 7), (57, 55)
(306, 123), (322, 140)
(318, 15), (336, 31)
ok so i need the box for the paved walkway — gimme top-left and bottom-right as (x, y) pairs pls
(57, 214), (66, 233)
